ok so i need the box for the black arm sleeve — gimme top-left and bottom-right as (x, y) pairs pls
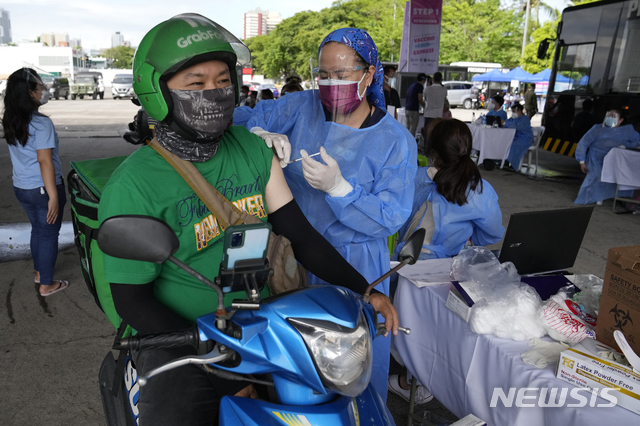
(110, 282), (191, 335)
(268, 199), (378, 295)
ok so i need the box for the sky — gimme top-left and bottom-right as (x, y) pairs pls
(3, 0), (572, 52)
(3, 0), (336, 51)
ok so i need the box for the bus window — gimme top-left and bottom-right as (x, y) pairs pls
(555, 43), (595, 93)
(610, 17), (640, 93)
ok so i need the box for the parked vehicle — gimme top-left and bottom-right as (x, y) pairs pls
(71, 72), (102, 100)
(42, 76), (70, 100)
(111, 74), (136, 100)
(442, 81), (475, 109)
(257, 83), (279, 98)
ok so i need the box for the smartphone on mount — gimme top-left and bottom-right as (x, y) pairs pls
(221, 223), (271, 270)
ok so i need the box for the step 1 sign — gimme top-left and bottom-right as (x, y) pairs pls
(399, 0), (443, 74)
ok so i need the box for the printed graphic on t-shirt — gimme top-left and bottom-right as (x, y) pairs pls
(188, 173), (267, 251)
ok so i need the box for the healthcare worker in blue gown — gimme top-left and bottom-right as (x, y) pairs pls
(394, 118), (505, 260)
(234, 28), (418, 403)
(389, 119), (504, 404)
(574, 109), (640, 205)
(504, 102), (534, 170)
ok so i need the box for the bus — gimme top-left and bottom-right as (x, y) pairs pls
(541, 0), (640, 157)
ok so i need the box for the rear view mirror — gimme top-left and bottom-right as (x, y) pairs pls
(537, 39), (550, 60)
(131, 97), (141, 106)
(98, 215), (179, 263)
(398, 228), (426, 265)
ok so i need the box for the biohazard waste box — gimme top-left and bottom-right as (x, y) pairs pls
(596, 246), (640, 354)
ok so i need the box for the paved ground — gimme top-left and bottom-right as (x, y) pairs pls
(1, 99), (638, 425)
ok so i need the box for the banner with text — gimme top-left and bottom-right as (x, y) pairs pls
(399, 0), (443, 74)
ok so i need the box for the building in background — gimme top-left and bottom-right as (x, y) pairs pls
(0, 8), (11, 44)
(0, 42), (86, 80)
(41, 32), (70, 47)
(111, 31), (124, 48)
(69, 38), (81, 49)
(243, 8), (281, 39)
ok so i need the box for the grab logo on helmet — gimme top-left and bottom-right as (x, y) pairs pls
(177, 30), (222, 48)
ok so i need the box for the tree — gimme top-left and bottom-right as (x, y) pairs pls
(440, 0), (523, 68)
(104, 45), (135, 69)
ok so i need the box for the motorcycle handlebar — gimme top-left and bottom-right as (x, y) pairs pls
(118, 328), (199, 351)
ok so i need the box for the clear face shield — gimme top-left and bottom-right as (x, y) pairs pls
(603, 110), (621, 128)
(311, 43), (371, 123)
(21, 68), (50, 106)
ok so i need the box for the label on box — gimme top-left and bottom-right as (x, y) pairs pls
(446, 288), (472, 322)
(555, 338), (640, 415)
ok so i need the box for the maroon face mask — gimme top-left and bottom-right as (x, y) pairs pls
(318, 75), (366, 115)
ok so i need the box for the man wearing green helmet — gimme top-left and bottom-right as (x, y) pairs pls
(98, 14), (399, 425)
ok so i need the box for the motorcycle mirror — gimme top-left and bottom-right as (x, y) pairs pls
(398, 228), (425, 265)
(363, 228), (426, 299)
(97, 215), (179, 263)
(131, 97), (141, 106)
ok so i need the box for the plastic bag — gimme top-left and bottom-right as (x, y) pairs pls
(538, 291), (596, 344)
(451, 247), (546, 341)
(572, 274), (603, 317)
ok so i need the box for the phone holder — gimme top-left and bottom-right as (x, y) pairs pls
(216, 258), (272, 304)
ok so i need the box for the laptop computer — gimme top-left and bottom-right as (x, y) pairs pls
(497, 206), (594, 276)
(485, 115), (502, 127)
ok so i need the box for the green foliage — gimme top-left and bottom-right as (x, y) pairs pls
(521, 20), (557, 73)
(104, 45), (135, 69)
(246, 0), (404, 79)
(440, 0), (523, 68)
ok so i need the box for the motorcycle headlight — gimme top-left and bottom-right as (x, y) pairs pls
(289, 311), (372, 397)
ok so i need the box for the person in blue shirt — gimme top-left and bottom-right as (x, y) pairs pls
(486, 94), (507, 126)
(504, 102), (534, 170)
(389, 118), (504, 404)
(2, 68), (68, 296)
(234, 27), (417, 403)
(404, 73), (427, 136)
(574, 109), (640, 205)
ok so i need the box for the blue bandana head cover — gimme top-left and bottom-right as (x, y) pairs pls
(318, 28), (386, 109)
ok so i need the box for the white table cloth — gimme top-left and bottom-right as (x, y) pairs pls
(392, 273), (638, 425)
(467, 124), (516, 168)
(601, 147), (640, 191)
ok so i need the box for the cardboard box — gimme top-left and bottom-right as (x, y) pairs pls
(596, 246), (640, 355)
(445, 281), (482, 322)
(556, 338), (640, 415)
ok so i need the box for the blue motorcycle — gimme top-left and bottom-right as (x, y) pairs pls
(97, 215), (423, 425)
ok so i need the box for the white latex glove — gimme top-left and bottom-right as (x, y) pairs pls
(521, 337), (569, 368)
(300, 146), (353, 197)
(250, 127), (291, 167)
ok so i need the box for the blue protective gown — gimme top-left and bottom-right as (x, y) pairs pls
(574, 124), (640, 204)
(234, 90), (418, 402)
(504, 114), (534, 170)
(393, 167), (505, 260)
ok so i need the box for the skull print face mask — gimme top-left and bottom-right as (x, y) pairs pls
(169, 85), (236, 141)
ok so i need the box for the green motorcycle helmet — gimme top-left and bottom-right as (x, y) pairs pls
(133, 13), (251, 123)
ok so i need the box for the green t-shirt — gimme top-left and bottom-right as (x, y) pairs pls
(98, 125), (272, 322)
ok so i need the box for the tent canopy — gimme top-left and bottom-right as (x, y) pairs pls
(523, 68), (572, 83)
(471, 68), (510, 82)
(500, 66), (533, 82)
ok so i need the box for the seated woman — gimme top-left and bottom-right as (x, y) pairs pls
(575, 109), (640, 205)
(504, 102), (534, 170)
(389, 119), (505, 404)
(486, 94), (507, 126)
